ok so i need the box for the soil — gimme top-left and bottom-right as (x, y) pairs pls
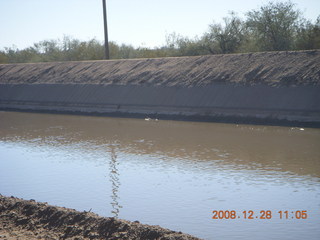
(0, 50), (319, 87)
(0, 195), (201, 240)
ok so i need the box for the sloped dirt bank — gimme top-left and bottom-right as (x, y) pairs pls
(0, 50), (319, 86)
(1, 50), (319, 127)
(0, 195), (201, 240)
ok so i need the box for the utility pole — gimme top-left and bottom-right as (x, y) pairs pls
(102, 0), (109, 59)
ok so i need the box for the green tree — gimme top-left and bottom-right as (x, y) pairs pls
(1, 1), (318, 64)
(204, 12), (246, 54)
(165, 32), (209, 56)
(295, 16), (320, 50)
(246, 1), (301, 51)
(33, 40), (61, 61)
(0, 51), (8, 64)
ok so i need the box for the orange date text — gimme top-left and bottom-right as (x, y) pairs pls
(211, 210), (308, 220)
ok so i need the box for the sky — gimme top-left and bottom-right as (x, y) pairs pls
(1, 0), (319, 50)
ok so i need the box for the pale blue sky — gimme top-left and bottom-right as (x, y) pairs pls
(1, 0), (319, 50)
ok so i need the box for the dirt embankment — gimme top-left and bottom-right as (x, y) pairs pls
(0, 50), (319, 126)
(0, 195), (201, 240)
(0, 50), (319, 87)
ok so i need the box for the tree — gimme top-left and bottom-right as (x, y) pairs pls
(295, 16), (320, 50)
(246, 1), (301, 51)
(165, 32), (209, 56)
(204, 12), (246, 54)
(0, 1), (318, 64)
(0, 51), (8, 64)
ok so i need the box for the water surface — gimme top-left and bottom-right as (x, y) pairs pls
(0, 111), (320, 240)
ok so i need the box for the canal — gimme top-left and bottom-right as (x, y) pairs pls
(0, 111), (319, 239)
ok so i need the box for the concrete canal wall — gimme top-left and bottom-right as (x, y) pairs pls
(0, 50), (320, 126)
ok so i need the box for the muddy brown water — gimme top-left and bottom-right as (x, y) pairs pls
(0, 111), (319, 240)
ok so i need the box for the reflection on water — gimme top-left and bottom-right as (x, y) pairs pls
(109, 143), (122, 218)
(0, 111), (320, 240)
